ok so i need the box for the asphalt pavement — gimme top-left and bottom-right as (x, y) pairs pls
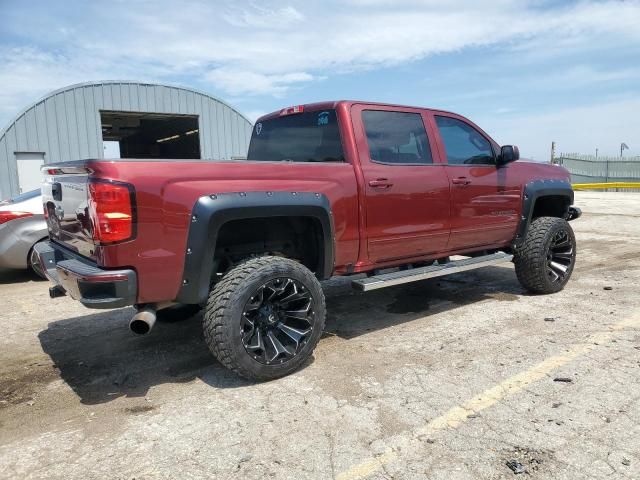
(1, 191), (638, 479)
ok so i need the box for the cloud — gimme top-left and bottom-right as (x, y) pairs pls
(0, 44), (167, 124)
(0, 0), (639, 127)
(242, 109), (269, 123)
(0, 47), (69, 120)
(222, 4), (305, 28)
(206, 69), (314, 96)
(480, 97), (640, 161)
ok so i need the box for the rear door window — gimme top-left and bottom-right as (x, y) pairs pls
(435, 116), (495, 165)
(362, 110), (433, 165)
(247, 110), (344, 162)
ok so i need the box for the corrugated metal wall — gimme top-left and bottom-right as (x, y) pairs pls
(557, 153), (640, 191)
(0, 81), (253, 199)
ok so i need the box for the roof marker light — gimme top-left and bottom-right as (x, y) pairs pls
(279, 105), (305, 116)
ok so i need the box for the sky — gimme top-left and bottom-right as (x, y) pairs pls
(0, 0), (639, 161)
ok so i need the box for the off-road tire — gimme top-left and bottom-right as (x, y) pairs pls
(514, 216), (576, 294)
(203, 256), (326, 381)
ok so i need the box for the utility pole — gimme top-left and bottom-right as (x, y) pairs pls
(550, 141), (556, 164)
(595, 148), (598, 159)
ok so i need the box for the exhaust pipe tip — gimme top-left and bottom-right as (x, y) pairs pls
(130, 307), (157, 335)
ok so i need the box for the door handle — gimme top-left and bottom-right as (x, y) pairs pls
(368, 178), (394, 189)
(452, 177), (471, 186)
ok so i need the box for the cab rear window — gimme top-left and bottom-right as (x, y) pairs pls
(247, 110), (344, 163)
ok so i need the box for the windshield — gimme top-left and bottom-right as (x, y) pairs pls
(247, 109), (344, 162)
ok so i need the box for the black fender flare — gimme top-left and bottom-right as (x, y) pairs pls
(514, 179), (574, 247)
(175, 191), (335, 305)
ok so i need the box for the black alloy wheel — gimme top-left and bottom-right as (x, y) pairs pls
(514, 216), (577, 294)
(203, 256), (326, 381)
(240, 278), (315, 365)
(546, 229), (574, 284)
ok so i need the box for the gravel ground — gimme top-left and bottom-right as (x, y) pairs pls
(0, 191), (638, 480)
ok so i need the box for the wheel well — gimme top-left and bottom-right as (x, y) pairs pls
(213, 216), (323, 277)
(531, 195), (570, 219)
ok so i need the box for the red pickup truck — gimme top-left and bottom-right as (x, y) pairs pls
(36, 101), (580, 380)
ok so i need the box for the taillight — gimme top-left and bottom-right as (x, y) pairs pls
(88, 181), (135, 244)
(0, 211), (33, 225)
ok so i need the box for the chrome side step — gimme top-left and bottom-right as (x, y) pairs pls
(351, 252), (514, 292)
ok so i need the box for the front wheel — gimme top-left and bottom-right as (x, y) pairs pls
(203, 256), (326, 381)
(514, 216), (577, 294)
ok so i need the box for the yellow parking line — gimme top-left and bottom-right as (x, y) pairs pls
(573, 182), (640, 190)
(336, 311), (640, 480)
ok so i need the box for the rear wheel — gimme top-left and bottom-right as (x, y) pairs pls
(514, 216), (576, 294)
(203, 256), (325, 381)
(28, 242), (47, 279)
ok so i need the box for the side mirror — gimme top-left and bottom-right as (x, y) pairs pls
(499, 145), (519, 165)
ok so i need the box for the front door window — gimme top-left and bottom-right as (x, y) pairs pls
(435, 116), (494, 166)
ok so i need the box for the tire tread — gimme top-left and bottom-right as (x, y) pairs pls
(203, 256), (324, 380)
(514, 216), (575, 294)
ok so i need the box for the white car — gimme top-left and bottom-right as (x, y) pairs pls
(0, 189), (48, 278)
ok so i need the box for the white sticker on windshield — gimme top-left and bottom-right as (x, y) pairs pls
(317, 111), (329, 126)
(256, 123), (262, 135)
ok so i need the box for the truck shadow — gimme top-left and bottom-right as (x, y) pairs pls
(324, 266), (523, 339)
(38, 266), (522, 405)
(0, 268), (45, 284)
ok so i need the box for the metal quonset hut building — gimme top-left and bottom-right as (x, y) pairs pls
(0, 81), (253, 199)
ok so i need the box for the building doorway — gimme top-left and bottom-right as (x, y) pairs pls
(100, 111), (200, 159)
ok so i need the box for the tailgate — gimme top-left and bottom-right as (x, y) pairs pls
(41, 164), (95, 259)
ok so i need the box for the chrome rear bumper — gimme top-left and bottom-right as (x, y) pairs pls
(34, 241), (137, 309)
